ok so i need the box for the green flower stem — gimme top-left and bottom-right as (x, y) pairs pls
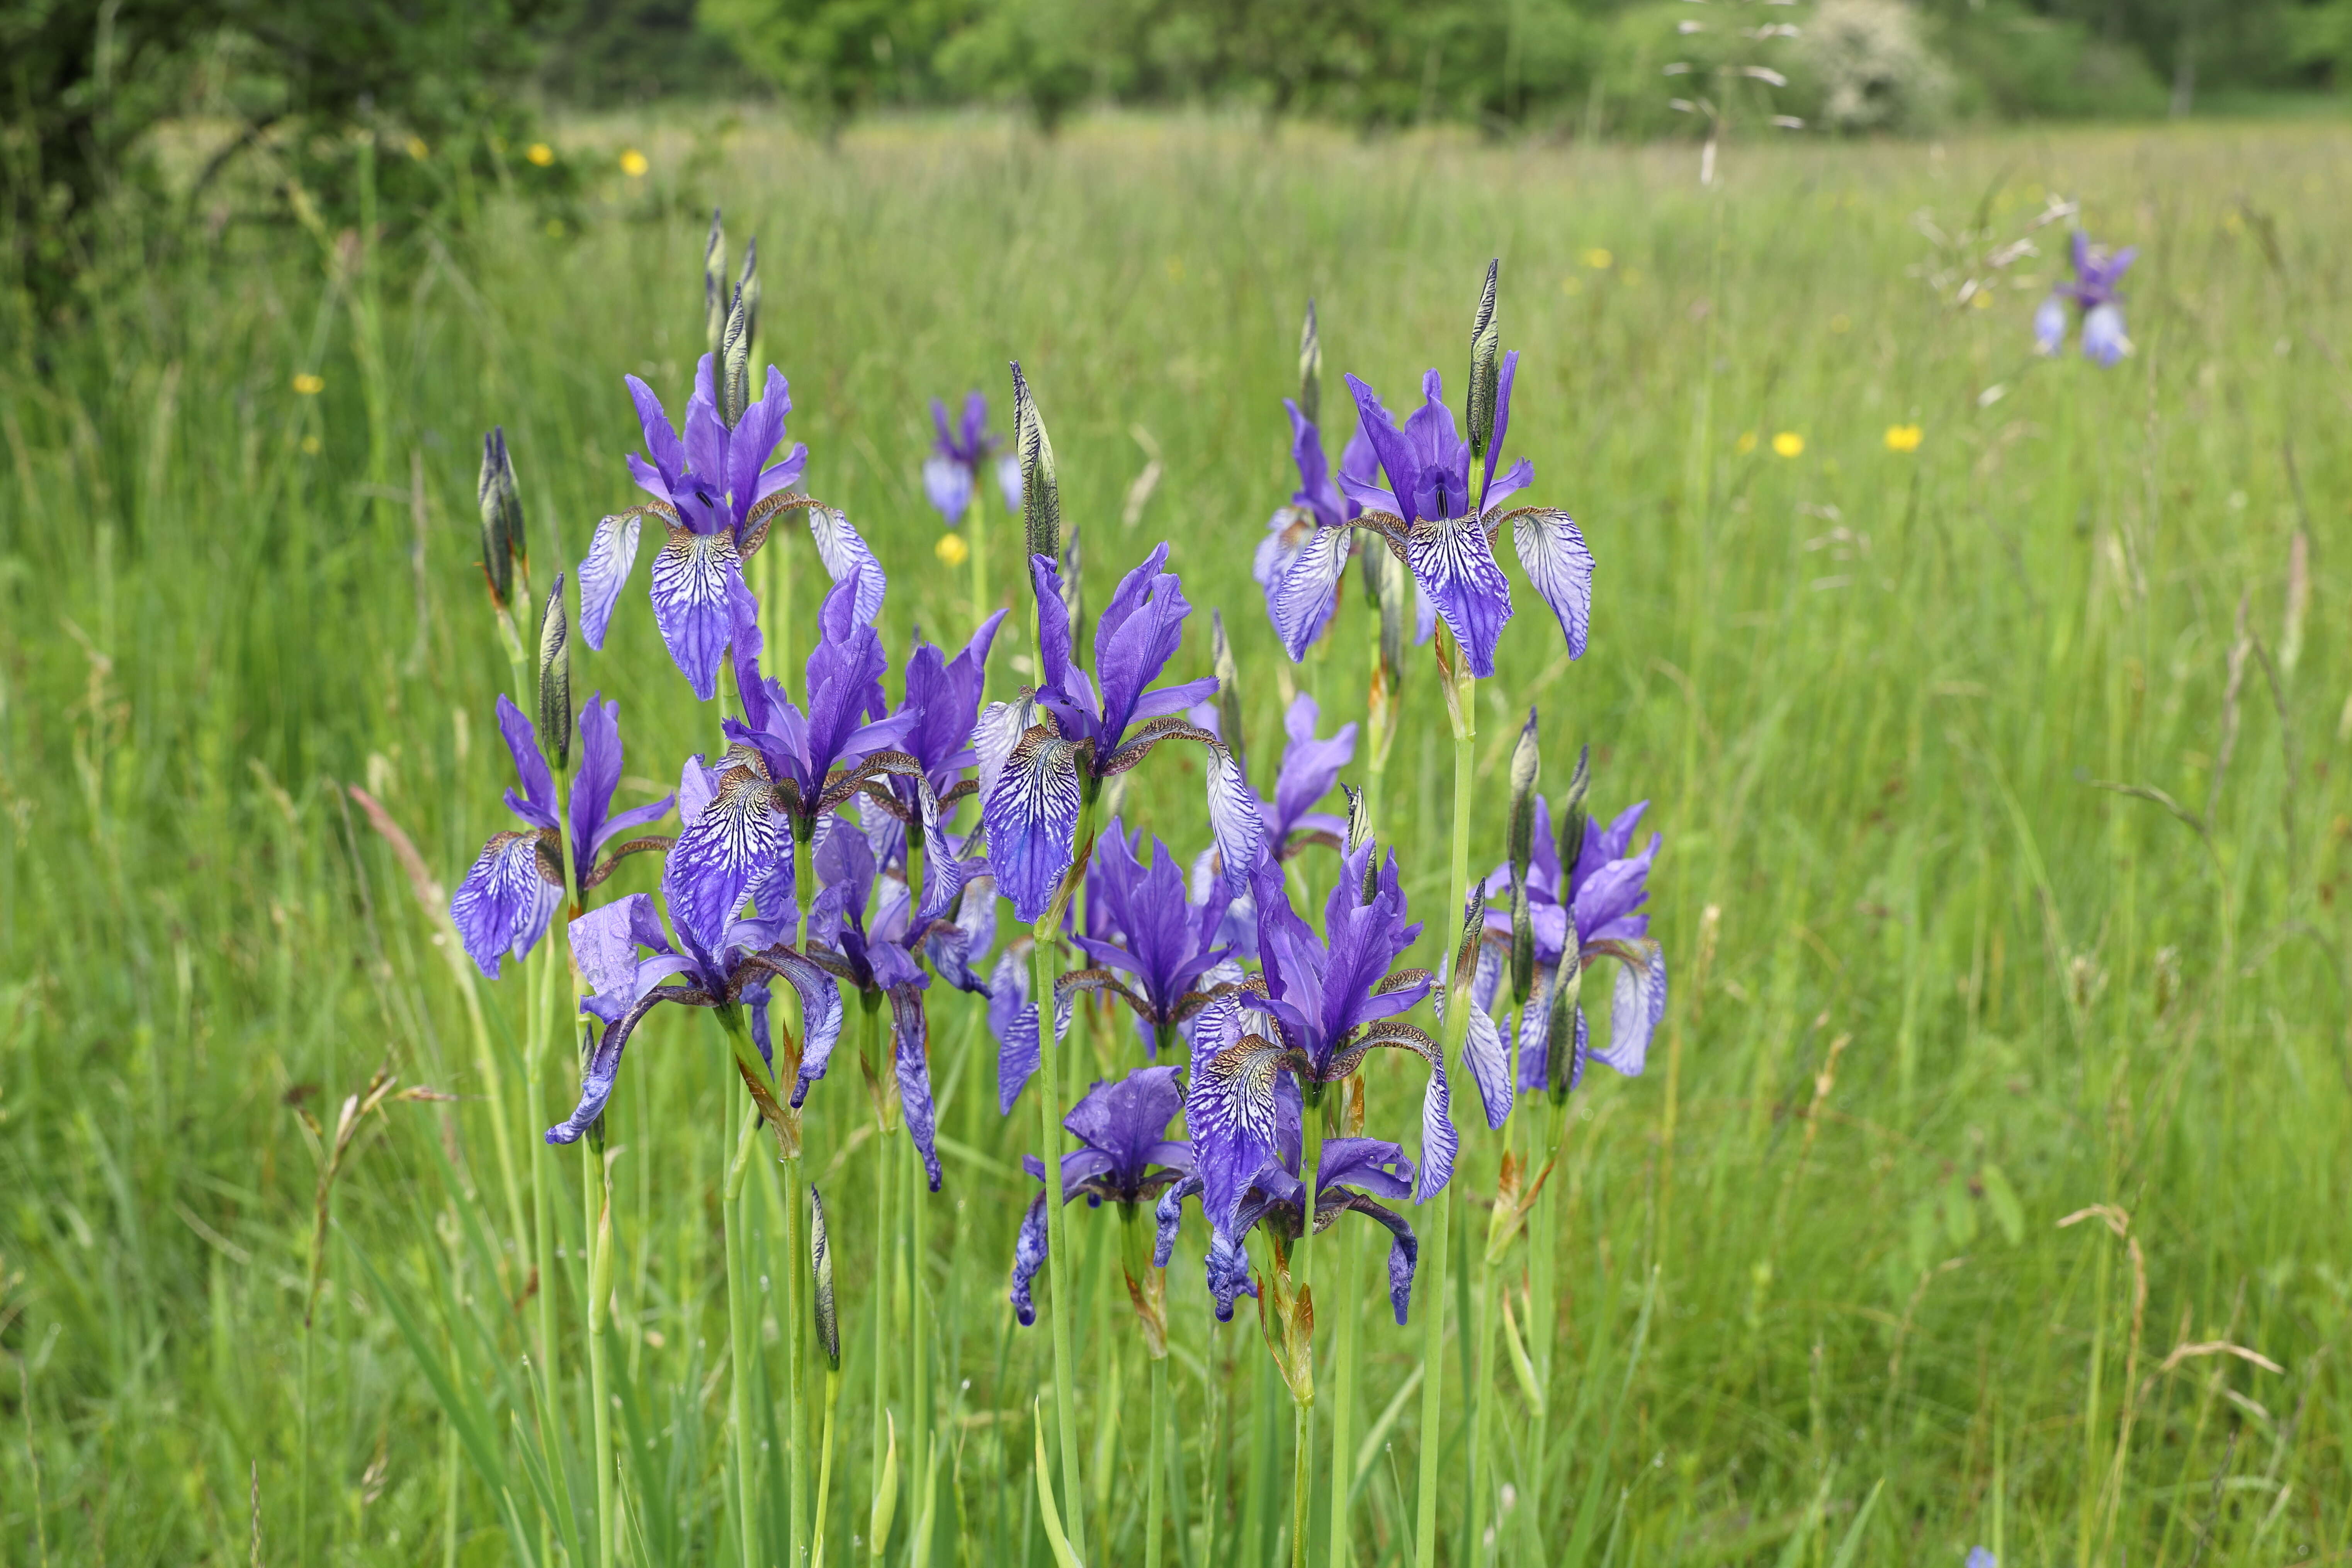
(812, 1363), (844, 1568)
(525, 935), (566, 1509)
(1147, 1352), (1171, 1568)
(1521, 1097), (1563, 1565)
(583, 1146), (616, 1568)
(1033, 783), (1104, 1563)
(718, 1015), (765, 1568)
(783, 1152), (809, 1568)
(1324, 1217), (1359, 1568)
(1469, 1244), (1501, 1563)
(867, 999), (894, 1559)
(906, 1125), (930, 1567)
(1291, 1091), (1323, 1568)
(970, 501), (990, 693)
(1414, 649), (1478, 1568)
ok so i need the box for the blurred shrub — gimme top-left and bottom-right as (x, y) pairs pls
(1801, 0), (1954, 130)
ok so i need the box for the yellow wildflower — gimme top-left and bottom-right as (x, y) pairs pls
(1734, 430), (1757, 455)
(292, 373), (325, 396)
(619, 148), (649, 178)
(527, 143), (556, 167)
(935, 532), (971, 567)
(1772, 431), (1805, 458)
(1581, 248), (1614, 270)
(1884, 424), (1924, 453)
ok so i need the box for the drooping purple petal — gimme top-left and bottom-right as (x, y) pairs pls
(1009, 1191), (1050, 1326)
(661, 756), (787, 979)
(926, 871), (999, 994)
(2082, 302), (2130, 367)
(925, 455), (975, 525)
(1060, 1063), (1186, 1195)
(1406, 515), (1513, 680)
(1153, 1173), (1202, 1267)
(1415, 1059), (1457, 1203)
(989, 949), (1072, 1113)
(649, 525), (744, 700)
(1265, 522), (1351, 662)
(1452, 977), (1514, 1130)
(1207, 749), (1268, 900)
(1186, 996), (1287, 1232)
(450, 831), (561, 978)
(1593, 939), (1667, 1077)
(892, 987), (943, 1191)
(981, 729), (1083, 925)
(810, 509), (887, 627)
(1510, 509), (1594, 662)
(546, 984), (687, 1145)
(580, 511), (642, 651)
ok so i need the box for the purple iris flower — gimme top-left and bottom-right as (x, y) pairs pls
(2035, 231), (2138, 367)
(1186, 838), (1450, 1251)
(449, 693), (675, 978)
(544, 889), (841, 1146)
(1010, 1065), (1195, 1325)
(580, 353), (886, 698)
(1253, 400), (1379, 650)
(1064, 820), (1236, 1055)
(1473, 795), (1666, 1106)
(722, 571), (919, 842)
(1156, 1070), (1421, 1324)
(977, 544), (1219, 924)
(800, 819), (955, 1188)
(924, 391), (1023, 527)
(1263, 361), (1593, 680)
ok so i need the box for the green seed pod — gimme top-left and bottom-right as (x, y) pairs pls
(476, 426), (523, 611)
(811, 1182), (840, 1372)
(1557, 743), (1592, 878)
(719, 284), (751, 430)
(1212, 609), (1245, 780)
(1468, 259), (1501, 465)
(1010, 360), (1062, 562)
(537, 572), (571, 771)
(1297, 299), (1322, 431)
(703, 207), (727, 357)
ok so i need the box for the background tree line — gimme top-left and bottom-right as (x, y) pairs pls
(6, 0), (2348, 312)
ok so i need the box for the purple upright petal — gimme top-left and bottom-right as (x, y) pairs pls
(725, 367), (791, 528)
(1480, 351), (1519, 507)
(1267, 693), (1356, 844)
(495, 695), (558, 829)
(625, 374), (688, 490)
(1343, 374), (1424, 524)
(1090, 543), (1196, 754)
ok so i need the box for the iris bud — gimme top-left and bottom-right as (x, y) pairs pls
(703, 207), (727, 356)
(719, 284), (750, 430)
(476, 426), (523, 611)
(1212, 609), (1246, 779)
(1468, 258), (1501, 465)
(1010, 360), (1061, 561)
(736, 236), (761, 360)
(1507, 708), (1541, 1004)
(1297, 298), (1322, 431)
(1558, 744), (1592, 877)
(811, 1182), (840, 1372)
(536, 571), (571, 771)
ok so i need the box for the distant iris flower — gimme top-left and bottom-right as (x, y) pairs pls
(1011, 1065), (1195, 1325)
(1263, 364), (1593, 679)
(580, 354), (885, 698)
(1473, 795), (1667, 1106)
(1253, 400), (1378, 649)
(976, 544), (1219, 924)
(2035, 231), (2137, 367)
(544, 888), (841, 1145)
(924, 391), (1023, 527)
(1156, 1072), (1421, 1324)
(449, 693), (675, 978)
(1186, 837), (1449, 1254)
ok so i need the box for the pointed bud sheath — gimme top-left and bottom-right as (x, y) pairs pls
(719, 284), (751, 430)
(737, 236), (761, 353)
(1468, 258), (1501, 467)
(1342, 783), (1372, 853)
(1212, 609), (1246, 778)
(477, 427), (522, 610)
(590, 1157), (615, 1319)
(1548, 956), (1584, 1105)
(1011, 361), (1061, 562)
(703, 207), (726, 356)
(1297, 299), (1322, 431)
(811, 1183), (840, 1371)
(1558, 743), (1592, 874)
(871, 1413), (900, 1548)
(537, 571), (572, 771)
(1507, 708), (1541, 1004)
(1453, 889), (1487, 1002)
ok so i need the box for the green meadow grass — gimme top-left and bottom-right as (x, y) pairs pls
(3, 110), (2350, 1565)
